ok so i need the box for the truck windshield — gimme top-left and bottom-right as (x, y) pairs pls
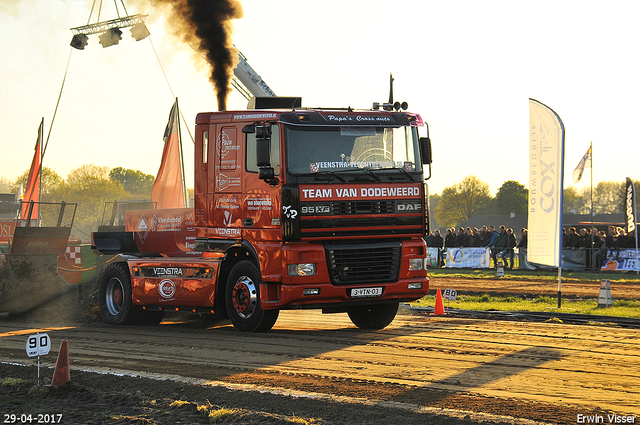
(285, 126), (422, 175)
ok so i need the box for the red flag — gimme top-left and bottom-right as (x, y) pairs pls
(21, 119), (43, 220)
(151, 101), (185, 209)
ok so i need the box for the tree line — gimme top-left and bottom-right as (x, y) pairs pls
(431, 176), (636, 229)
(3, 167), (635, 240)
(8, 165), (156, 241)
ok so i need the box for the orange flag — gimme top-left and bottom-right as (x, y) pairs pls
(21, 119), (43, 220)
(151, 100), (185, 209)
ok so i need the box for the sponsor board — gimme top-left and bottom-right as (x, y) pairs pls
(126, 208), (200, 256)
(445, 248), (491, 268)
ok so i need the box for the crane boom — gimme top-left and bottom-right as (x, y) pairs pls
(232, 50), (276, 100)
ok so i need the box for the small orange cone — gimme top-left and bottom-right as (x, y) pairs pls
(434, 289), (445, 315)
(51, 341), (70, 386)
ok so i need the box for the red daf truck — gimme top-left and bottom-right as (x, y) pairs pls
(92, 98), (432, 332)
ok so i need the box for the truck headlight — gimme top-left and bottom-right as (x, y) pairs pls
(287, 263), (317, 276)
(409, 258), (426, 271)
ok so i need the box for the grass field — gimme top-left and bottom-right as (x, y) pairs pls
(410, 294), (640, 318)
(427, 267), (640, 284)
(411, 268), (640, 318)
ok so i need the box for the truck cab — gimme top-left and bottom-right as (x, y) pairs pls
(95, 99), (432, 332)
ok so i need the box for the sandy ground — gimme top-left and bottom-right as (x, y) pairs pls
(1, 281), (639, 425)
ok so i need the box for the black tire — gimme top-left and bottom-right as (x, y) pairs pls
(99, 263), (136, 325)
(347, 302), (399, 330)
(225, 261), (279, 332)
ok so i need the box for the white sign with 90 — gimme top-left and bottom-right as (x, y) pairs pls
(26, 333), (51, 357)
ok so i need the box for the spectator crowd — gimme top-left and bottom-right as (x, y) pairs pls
(425, 224), (638, 270)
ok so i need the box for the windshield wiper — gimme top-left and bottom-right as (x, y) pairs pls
(298, 171), (346, 182)
(361, 166), (417, 182)
(384, 167), (416, 181)
(360, 167), (381, 182)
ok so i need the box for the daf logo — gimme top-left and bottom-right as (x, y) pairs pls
(396, 202), (422, 212)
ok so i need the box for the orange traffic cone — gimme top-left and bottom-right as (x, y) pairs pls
(434, 289), (445, 315)
(50, 341), (70, 386)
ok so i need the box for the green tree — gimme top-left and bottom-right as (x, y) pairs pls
(428, 192), (440, 230)
(563, 186), (585, 214)
(434, 175), (492, 227)
(11, 166), (63, 195)
(495, 180), (527, 215)
(593, 181), (625, 214)
(0, 177), (12, 193)
(47, 165), (128, 241)
(109, 167), (155, 198)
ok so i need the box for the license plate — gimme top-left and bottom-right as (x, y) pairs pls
(350, 287), (383, 298)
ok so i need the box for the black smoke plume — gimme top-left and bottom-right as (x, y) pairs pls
(152, 0), (243, 111)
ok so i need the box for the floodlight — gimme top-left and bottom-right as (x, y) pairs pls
(70, 34), (89, 50)
(98, 28), (123, 48)
(130, 23), (150, 41)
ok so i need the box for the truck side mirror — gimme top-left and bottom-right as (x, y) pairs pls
(255, 125), (272, 167)
(255, 124), (278, 184)
(420, 137), (432, 165)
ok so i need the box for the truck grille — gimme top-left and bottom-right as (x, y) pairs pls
(325, 242), (402, 285)
(333, 200), (395, 215)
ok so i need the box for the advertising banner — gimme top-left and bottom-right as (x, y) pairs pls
(528, 99), (565, 267)
(426, 247), (439, 267)
(125, 208), (200, 257)
(625, 177), (637, 237)
(601, 249), (640, 272)
(0, 219), (16, 245)
(445, 247), (490, 268)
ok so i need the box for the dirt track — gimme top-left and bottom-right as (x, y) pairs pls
(1, 299), (639, 424)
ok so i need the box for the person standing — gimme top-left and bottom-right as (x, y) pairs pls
(517, 228), (528, 248)
(494, 225), (508, 267)
(455, 227), (468, 247)
(432, 229), (444, 267)
(432, 229), (444, 248)
(469, 228), (483, 247)
(444, 228), (456, 248)
(501, 228), (517, 269)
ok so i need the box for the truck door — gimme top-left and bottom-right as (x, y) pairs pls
(242, 124), (281, 240)
(212, 125), (242, 233)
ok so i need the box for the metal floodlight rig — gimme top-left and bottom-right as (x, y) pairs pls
(70, 14), (149, 50)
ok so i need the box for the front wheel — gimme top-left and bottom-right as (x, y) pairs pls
(347, 302), (399, 330)
(225, 261), (279, 332)
(99, 263), (135, 325)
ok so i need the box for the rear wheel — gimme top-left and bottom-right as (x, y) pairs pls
(99, 263), (135, 325)
(225, 261), (279, 332)
(347, 302), (399, 330)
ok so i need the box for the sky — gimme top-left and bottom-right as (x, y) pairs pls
(1, 0), (639, 196)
